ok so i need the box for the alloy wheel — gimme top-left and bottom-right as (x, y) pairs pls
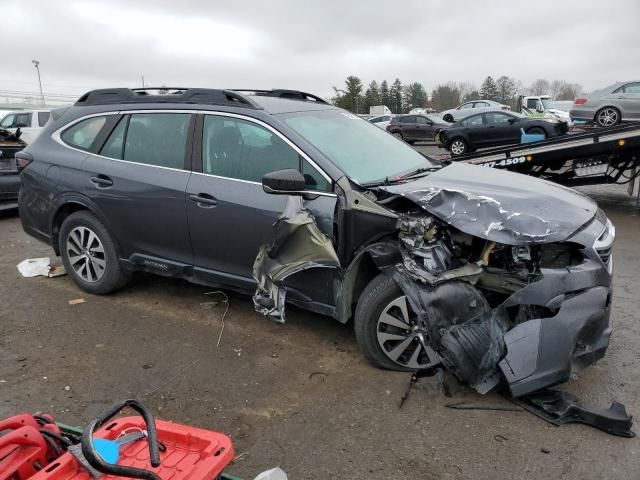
(598, 108), (619, 127)
(376, 296), (434, 369)
(450, 139), (466, 155)
(66, 226), (106, 283)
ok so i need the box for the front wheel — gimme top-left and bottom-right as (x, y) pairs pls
(448, 138), (468, 156)
(354, 274), (436, 371)
(59, 211), (131, 295)
(595, 107), (621, 127)
(392, 132), (403, 140)
(443, 114), (454, 123)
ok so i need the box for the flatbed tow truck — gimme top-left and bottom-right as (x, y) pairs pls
(439, 123), (640, 196)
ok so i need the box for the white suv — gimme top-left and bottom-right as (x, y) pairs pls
(0, 109), (51, 144)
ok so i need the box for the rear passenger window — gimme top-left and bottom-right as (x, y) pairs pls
(202, 115), (330, 192)
(61, 116), (107, 150)
(123, 113), (190, 169)
(38, 111), (50, 127)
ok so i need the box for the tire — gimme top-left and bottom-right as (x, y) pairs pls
(59, 211), (131, 295)
(448, 138), (468, 156)
(595, 107), (621, 127)
(526, 127), (547, 138)
(354, 273), (434, 371)
(443, 114), (454, 123)
(392, 132), (403, 140)
(407, 140), (416, 145)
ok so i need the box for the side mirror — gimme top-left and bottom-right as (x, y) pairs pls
(536, 102), (544, 113)
(508, 118), (517, 124)
(262, 169), (306, 195)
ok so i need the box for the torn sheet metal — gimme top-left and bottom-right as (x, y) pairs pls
(253, 196), (339, 323)
(513, 389), (635, 437)
(382, 162), (598, 245)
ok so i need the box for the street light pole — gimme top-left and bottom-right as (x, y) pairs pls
(32, 60), (44, 107)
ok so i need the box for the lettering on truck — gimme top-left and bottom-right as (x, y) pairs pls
(481, 156), (528, 168)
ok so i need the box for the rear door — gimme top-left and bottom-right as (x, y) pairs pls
(617, 82), (640, 119)
(82, 111), (194, 270)
(400, 115), (418, 139)
(462, 114), (487, 145)
(186, 113), (335, 290)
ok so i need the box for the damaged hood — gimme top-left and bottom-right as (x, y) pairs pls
(383, 163), (597, 245)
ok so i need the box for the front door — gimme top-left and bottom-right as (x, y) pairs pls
(483, 112), (520, 146)
(186, 113), (335, 289)
(83, 112), (194, 268)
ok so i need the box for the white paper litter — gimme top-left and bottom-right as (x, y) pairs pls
(253, 468), (288, 480)
(17, 257), (67, 278)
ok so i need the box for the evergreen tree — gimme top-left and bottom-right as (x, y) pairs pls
(333, 75), (364, 113)
(479, 76), (499, 101)
(405, 82), (428, 110)
(390, 78), (403, 114)
(379, 80), (391, 109)
(364, 80), (381, 113)
(431, 84), (461, 111)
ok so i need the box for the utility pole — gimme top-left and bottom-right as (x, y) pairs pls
(141, 75), (145, 88)
(32, 60), (44, 107)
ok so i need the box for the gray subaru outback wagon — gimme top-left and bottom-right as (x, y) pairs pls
(18, 88), (615, 397)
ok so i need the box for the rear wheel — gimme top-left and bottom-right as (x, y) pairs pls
(392, 132), (403, 140)
(595, 107), (621, 127)
(59, 211), (130, 295)
(526, 127), (547, 138)
(449, 138), (468, 156)
(354, 274), (436, 371)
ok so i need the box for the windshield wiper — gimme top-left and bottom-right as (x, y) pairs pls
(361, 166), (441, 188)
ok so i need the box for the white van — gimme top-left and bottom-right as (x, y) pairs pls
(0, 110), (51, 144)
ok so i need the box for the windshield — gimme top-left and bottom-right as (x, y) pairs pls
(279, 109), (432, 184)
(541, 98), (552, 109)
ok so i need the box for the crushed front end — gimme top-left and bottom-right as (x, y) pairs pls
(373, 184), (614, 397)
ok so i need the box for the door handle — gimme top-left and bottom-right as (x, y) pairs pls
(90, 175), (113, 188)
(189, 193), (218, 207)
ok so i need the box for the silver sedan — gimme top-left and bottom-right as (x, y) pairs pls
(570, 81), (640, 127)
(439, 99), (510, 123)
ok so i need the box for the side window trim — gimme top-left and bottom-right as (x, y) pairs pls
(197, 112), (333, 193)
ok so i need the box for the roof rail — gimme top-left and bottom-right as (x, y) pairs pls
(74, 88), (262, 109)
(231, 89), (329, 104)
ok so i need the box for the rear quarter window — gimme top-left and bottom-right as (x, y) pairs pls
(61, 116), (107, 150)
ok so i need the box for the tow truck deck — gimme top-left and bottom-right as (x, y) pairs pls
(443, 123), (640, 193)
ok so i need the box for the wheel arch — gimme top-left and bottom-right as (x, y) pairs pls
(49, 194), (115, 255)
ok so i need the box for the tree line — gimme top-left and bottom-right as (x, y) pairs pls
(332, 76), (583, 114)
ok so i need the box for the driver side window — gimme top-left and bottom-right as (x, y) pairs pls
(202, 115), (331, 192)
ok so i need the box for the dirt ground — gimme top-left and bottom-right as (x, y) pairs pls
(1, 157), (640, 478)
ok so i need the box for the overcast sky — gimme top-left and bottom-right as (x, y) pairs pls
(2, 0), (639, 102)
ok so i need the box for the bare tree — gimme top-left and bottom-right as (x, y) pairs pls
(550, 80), (566, 100)
(529, 79), (550, 96)
(558, 83), (582, 101)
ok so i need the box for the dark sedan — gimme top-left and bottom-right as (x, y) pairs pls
(386, 114), (450, 144)
(437, 111), (568, 156)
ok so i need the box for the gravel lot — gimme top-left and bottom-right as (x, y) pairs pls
(1, 157), (639, 478)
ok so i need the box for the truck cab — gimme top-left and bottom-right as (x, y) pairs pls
(0, 110), (51, 144)
(517, 95), (571, 123)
